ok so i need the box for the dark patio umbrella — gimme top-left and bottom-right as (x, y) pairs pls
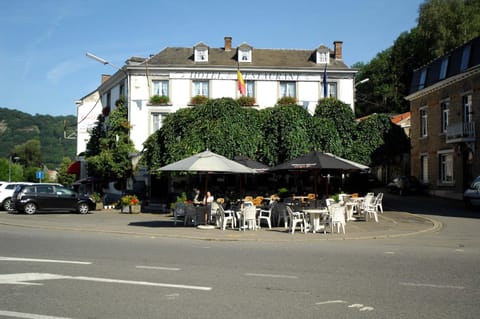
(270, 150), (367, 207)
(233, 155), (269, 173)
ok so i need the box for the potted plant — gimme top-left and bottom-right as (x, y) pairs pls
(120, 194), (141, 214)
(189, 95), (209, 106)
(237, 96), (256, 106)
(90, 192), (103, 210)
(276, 96), (297, 105)
(149, 95), (170, 105)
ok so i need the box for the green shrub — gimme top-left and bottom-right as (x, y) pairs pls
(149, 95), (170, 105)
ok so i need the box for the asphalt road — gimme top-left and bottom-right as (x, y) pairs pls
(0, 191), (479, 319)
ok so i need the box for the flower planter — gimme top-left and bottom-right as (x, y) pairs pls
(122, 205), (141, 214)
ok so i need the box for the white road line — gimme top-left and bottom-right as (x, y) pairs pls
(0, 273), (212, 291)
(245, 273), (298, 279)
(0, 309), (72, 319)
(316, 300), (347, 305)
(399, 282), (465, 289)
(70, 276), (211, 290)
(136, 265), (181, 271)
(0, 257), (91, 265)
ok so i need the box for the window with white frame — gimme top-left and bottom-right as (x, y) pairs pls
(238, 48), (252, 62)
(420, 107), (428, 137)
(438, 151), (453, 183)
(245, 81), (255, 97)
(280, 81), (296, 98)
(328, 82), (337, 98)
(463, 94), (473, 123)
(194, 48), (208, 62)
(193, 80), (209, 97)
(152, 80), (169, 96)
(420, 154), (428, 183)
(440, 100), (449, 134)
(316, 50), (329, 64)
(151, 112), (166, 132)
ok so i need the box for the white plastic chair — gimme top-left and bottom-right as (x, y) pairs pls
(217, 205), (235, 230)
(286, 206), (307, 234)
(375, 192), (384, 214)
(241, 204), (257, 231)
(365, 195), (379, 222)
(258, 201), (275, 229)
(329, 204), (346, 234)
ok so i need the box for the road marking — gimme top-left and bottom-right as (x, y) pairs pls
(0, 256), (91, 265)
(399, 282), (465, 289)
(136, 265), (181, 271)
(384, 251), (395, 254)
(0, 309), (72, 319)
(316, 300), (347, 305)
(245, 273), (298, 279)
(0, 273), (211, 291)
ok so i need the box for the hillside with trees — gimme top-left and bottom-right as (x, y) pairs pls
(0, 107), (77, 168)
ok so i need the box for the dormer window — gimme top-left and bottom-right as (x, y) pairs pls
(194, 43), (209, 62)
(316, 46), (330, 64)
(237, 43), (252, 63)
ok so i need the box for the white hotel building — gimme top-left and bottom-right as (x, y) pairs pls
(77, 37), (357, 155)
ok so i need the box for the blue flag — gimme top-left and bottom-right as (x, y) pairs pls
(323, 65), (328, 98)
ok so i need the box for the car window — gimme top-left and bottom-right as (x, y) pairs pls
(37, 185), (54, 194)
(56, 187), (75, 196)
(6, 184), (17, 190)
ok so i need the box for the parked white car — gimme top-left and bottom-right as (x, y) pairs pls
(0, 182), (33, 211)
(464, 176), (480, 210)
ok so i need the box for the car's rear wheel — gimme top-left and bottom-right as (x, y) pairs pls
(24, 203), (37, 215)
(78, 203), (89, 214)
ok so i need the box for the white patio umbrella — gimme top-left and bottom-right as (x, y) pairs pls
(157, 150), (256, 225)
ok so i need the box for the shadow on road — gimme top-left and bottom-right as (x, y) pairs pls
(380, 188), (480, 219)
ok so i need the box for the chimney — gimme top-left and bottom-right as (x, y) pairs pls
(101, 74), (111, 83)
(224, 36), (232, 51)
(334, 41), (343, 60)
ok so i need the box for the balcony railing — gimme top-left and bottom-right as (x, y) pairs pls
(446, 122), (476, 143)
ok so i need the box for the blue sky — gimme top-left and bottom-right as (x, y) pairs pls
(0, 0), (424, 116)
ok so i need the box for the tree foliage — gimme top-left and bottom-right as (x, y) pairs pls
(86, 99), (137, 189)
(57, 157), (76, 186)
(354, 0), (480, 117)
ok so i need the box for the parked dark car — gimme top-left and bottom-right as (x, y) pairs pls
(387, 176), (423, 195)
(464, 176), (480, 209)
(12, 184), (95, 214)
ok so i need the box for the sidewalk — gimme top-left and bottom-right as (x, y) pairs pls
(0, 208), (441, 242)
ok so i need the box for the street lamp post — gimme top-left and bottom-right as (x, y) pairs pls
(86, 52), (129, 110)
(8, 155), (19, 182)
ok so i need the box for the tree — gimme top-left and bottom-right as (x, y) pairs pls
(57, 157), (76, 186)
(260, 104), (312, 166)
(13, 139), (42, 168)
(314, 98), (356, 157)
(86, 98), (137, 190)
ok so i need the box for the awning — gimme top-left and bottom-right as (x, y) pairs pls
(67, 161), (81, 175)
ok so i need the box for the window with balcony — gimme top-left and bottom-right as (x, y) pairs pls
(280, 81), (296, 98)
(152, 80), (169, 97)
(245, 81), (255, 97)
(193, 80), (209, 97)
(438, 151), (453, 183)
(463, 94), (473, 123)
(440, 100), (449, 134)
(420, 107), (428, 137)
